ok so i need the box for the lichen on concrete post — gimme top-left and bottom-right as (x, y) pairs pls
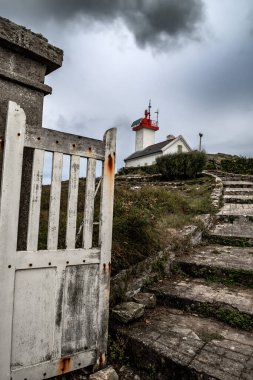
(0, 16), (63, 249)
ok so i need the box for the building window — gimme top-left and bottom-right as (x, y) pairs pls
(178, 145), (183, 153)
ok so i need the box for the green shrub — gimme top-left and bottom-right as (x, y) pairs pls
(221, 156), (253, 174)
(156, 151), (206, 180)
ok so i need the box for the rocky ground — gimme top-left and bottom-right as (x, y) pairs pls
(110, 173), (253, 379)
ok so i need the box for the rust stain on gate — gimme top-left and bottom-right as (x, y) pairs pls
(58, 357), (72, 375)
(105, 153), (115, 179)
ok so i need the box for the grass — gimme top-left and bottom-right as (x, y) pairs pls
(172, 263), (253, 288)
(38, 175), (215, 275)
(196, 303), (253, 330)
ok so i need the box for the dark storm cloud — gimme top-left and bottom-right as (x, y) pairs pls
(1, 0), (205, 48)
(190, 43), (253, 109)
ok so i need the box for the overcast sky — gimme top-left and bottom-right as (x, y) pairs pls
(1, 0), (253, 170)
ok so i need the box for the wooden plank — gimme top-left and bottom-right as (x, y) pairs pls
(62, 265), (99, 356)
(98, 165), (104, 246)
(11, 349), (96, 380)
(15, 248), (100, 269)
(25, 125), (105, 160)
(27, 149), (44, 251)
(96, 128), (116, 369)
(66, 155), (80, 249)
(47, 152), (63, 250)
(83, 158), (96, 249)
(52, 266), (65, 361)
(11, 268), (56, 367)
(0, 101), (26, 380)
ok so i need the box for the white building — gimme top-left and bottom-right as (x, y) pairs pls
(124, 105), (191, 168)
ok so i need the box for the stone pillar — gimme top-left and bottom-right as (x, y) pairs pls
(0, 16), (63, 249)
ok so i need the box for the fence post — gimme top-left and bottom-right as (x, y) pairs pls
(96, 128), (116, 369)
(0, 101), (26, 379)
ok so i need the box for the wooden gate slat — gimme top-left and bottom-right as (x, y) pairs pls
(0, 101), (26, 379)
(11, 350), (96, 380)
(66, 155), (80, 249)
(25, 125), (105, 160)
(96, 128), (116, 368)
(27, 149), (44, 251)
(15, 248), (100, 269)
(47, 152), (63, 250)
(83, 158), (96, 249)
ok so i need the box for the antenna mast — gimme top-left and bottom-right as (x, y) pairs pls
(155, 109), (159, 126)
(148, 99), (152, 119)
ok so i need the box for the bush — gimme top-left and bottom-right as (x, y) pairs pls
(117, 164), (159, 176)
(221, 156), (253, 174)
(156, 151), (206, 180)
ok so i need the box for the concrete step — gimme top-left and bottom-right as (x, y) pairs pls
(207, 223), (253, 246)
(224, 188), (253, 196)
(223, 195), (253, 204)
(113, 307), (253, 380)
(223, 181), (253, 188)
(147, 278), (253, 330)
(217, 203), (253, 218)
(173, 245), (253, 288)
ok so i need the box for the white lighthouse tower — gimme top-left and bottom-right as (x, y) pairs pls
(131, 101), (159, 152)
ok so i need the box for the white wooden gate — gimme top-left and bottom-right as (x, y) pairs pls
(0, 101), (116, 380)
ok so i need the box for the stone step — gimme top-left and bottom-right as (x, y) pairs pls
(223, 195), (253, 204)
(224, 188), (253, 196)
(207, 223), (253, 246)
(223, 181), (253, 188)
(217, 203), (253, 218)
(221, 176), (253, 182)
(113, 307), (253, 380)
(147, 278), (253, 330)
(215, 214), (253, 223)
(173, 245), (253, 288)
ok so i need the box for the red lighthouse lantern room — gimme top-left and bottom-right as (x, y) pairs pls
(131, 100), (159, 132)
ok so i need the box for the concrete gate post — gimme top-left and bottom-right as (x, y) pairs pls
(0, 17), (63, 249)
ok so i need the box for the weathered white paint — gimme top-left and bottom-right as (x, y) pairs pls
(47, 152), (63, 250)
(135, 128), (155, 151)
(0, 101), (116, 379)
(62, 264), (99, 355)
(66, 155), (80, 249)
(83, 158), (96, 249)
(15, 248), (100, 269)
(0, 101), (26, 380)
(27, 149), (44, 251)
(11, 350), (96, 380)
(25, 124), (105, 160)
(11, 268), (56, 367)
(96, 128), (116, 368)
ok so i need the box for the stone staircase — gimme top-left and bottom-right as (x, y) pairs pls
(113, 175), (253, 379)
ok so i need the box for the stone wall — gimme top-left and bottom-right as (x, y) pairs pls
(0, 16), (63, 249)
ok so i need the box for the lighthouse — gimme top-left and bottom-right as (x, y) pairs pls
(131, 100), (159, 152)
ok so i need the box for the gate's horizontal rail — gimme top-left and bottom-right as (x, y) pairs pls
(25, 125), (105, 160)
(13, 248), (100, 270)
(11, 349), (96, 380)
